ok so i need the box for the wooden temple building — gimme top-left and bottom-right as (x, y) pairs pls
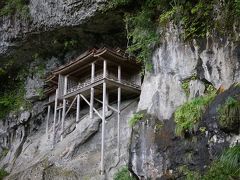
(44, 47), (142, 174)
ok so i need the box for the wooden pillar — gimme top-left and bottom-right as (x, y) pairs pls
(61, 75), (68, 141)
(117, 65), (121, 157)
(46, 105), (51, 138)
(101, 81), (107, 175)
(64, 75), (68, 95)
(103, 60), (107, 78)
(118, 65), (121, 82)
(105, 90), (109, 112)
(103, 59), (108, 112)
(10, 131), (14, 145)
(52, 88), (58, 147)
(91, 62), (95, 82)
(58, 109), (61, 124)
(90, 62), (95, 119)
(90, 88), (94, 119)
(117, 87), (121, 157)
(76, 94), (80, 124)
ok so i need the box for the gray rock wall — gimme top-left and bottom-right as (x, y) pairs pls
(0, 0), (106, 54)
(138, 24), (240, 120)
(1, 99), (138, 180)
(132, 24), (240, 179)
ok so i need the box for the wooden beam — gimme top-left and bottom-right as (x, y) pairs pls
(94, 98), (119, 113)
(80, 94), (102, 119)
(65, 96), (77, 117)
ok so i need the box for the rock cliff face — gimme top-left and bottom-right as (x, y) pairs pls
(0, 97), (138, 179)
(0, 0), (125, 63)
(0, 1), (240, 180)
(132, 25), (240, 179)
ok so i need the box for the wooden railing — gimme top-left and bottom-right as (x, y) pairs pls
(66, 72), (140, 95)
(106, 73), (141, 89)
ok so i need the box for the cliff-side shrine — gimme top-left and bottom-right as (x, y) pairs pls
(44, 47), (142, 174)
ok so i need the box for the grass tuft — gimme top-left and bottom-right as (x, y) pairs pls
(174, 92), (216, 136)
(129, 113), (144, 127)
(113, 166), (136, 180)
(203, 145), (240, 180)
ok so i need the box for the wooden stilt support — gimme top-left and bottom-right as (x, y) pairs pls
(106, 90), (109, 112)
(46, 105), (51, 139)
(117, 65), (121, 157)
(58, 109), (61, 125)
(117, 87), (121, 157)
(101, 81), (107, 175)
(61, 98), (66, 141)
(61, 75), (68, 141)
(4, 137), (6, 147)
(90, 62), (95, 119)
(76, 94), (80, 124)
(80, 94), (102, 119)
(90, 88), (94, 118)
(103, 60), (107, 78)
(52, 88), (59, 148)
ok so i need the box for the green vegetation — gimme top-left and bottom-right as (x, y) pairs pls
(107, 0), (240, 70)
(129, 113), (144, 127)
(35, 88), (44, 100)
(199, 126), (206, 133)
(154, 122), (163, 132)
(217, 96), (240, 131)
(174, 92), (216, 136)
(178, 165), (201, 180)
(181, 75), (197, 97)
(107, 0), (131, 10)
(178, 145), (240, 180)
(125, 9), (159, 71)
(237, 0), (240, 15)
(0, 63), (30, 119)
(0, 148), (9, 160)
(0, 168), (9, 180)
(113, 166), (136, 180)
(0, 0), (29, 18)
(0, 82), (28, 119)
(203, 145), (240, 180)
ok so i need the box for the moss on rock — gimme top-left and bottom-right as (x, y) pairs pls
(217, 96), (240, 133)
